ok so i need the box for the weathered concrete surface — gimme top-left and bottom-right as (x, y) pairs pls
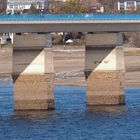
(45, 48), (54, 73)
(85, 33), (125, 106)
(124, 47), (140, 86)
(13, 34), (54, 110)
(124, 48), (140, 72)
(0, 48), (12, 74)
(14, 34), (52, 49)
(86, 33), (123, 46)
(86, 70), (125, 105)
(13, 74), (54, 110)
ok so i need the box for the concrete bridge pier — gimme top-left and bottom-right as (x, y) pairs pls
(12, 34), (54, 110)
(85, 33), (125, 106)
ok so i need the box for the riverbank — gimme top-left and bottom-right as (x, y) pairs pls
(1, 45), (140, 87)
(54, 48), (85, 86)
(54, 46), (140, 87)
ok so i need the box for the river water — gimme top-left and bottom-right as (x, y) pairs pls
(0, 80), (140, 140)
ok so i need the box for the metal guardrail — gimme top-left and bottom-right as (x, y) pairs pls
(0, 14), (140, 21)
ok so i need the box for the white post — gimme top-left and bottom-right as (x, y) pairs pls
(118, 2), (120, 11)
(134, 1), (137, 11)
(124, 2), (127, 10)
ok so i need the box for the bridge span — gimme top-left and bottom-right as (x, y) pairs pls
(0, 14), (140, 32)
(0, 14), (139, 110)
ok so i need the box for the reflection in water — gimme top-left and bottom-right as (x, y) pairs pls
(14, 111), (53, 120)
(87, 105), (126, 115)
(14, 106), (126, 122)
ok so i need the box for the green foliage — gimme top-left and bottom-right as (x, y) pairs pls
(29, 4), (39, 14)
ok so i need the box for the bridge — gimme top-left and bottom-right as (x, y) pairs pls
(0, 14), (140, 32)
(0, 14), (138, 110)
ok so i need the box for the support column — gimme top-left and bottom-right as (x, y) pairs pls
(85, 33), (125, 105)
(12, 34), (54, 110)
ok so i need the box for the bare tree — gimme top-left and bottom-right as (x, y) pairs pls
(0, 0), (7, 14)
(97, 0), (119, 13)
(49, 0), (87, 14)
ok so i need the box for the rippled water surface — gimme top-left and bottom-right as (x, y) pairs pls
(0, 80), (140, 140)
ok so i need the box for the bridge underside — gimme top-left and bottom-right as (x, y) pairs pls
(0, 32), (126, 110)
(0, 22), (140, 33)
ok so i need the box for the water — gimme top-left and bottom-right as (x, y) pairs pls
(1, 14), (140, 21)
(0, 81), (140, 139)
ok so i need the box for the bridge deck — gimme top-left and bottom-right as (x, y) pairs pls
(0, 14), (140, 32)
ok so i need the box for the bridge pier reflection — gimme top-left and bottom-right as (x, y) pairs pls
(87, 105), (126, 115)
(85, 33), (125, 106)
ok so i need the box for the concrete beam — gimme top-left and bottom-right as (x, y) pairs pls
(0, 22), (140, 33)
(14, 34), (52, 50)
(86, 33), (123, 46)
